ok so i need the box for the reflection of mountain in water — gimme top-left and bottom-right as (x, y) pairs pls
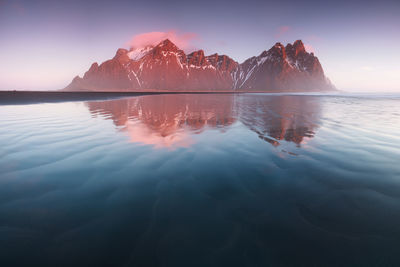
(87, 94), (237, 148)
(237, 95), (321, 146)
(86, 94), (321, 148)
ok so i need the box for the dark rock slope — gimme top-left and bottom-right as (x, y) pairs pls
(64, 39), (334, 92)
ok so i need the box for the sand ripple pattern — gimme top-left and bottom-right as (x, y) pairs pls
(0, 94), (400, 266)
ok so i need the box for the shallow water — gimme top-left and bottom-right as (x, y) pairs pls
(1, 93), (400, 266)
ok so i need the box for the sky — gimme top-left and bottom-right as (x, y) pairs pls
(0, 0), (399, 92)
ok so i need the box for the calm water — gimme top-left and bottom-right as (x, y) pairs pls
(1, 93), (400, 266)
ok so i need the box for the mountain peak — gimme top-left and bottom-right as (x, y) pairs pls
(293, 39), (304, 46)
(113, 48), (130, 64)
(187, 50), (207, 66)
(293, 40), (305, 51)
(155, 39), (179, 50)
(268, 42), (286, 59)
(285, 40), (306, 58)
(188, 49), (205, 57)
(65, 39), (334, 92)
(115, 48), (128, 57)
(274, 42), (285, 49)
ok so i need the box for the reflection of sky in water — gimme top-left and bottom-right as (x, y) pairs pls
(0, 94), (400, 266)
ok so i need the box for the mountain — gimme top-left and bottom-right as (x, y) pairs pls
(232, 40), (333, 91)
(64, 39), (334, 92)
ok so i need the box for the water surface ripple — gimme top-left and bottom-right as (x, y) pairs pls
(0, 94), (400, 266)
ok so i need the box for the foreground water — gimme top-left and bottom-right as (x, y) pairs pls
(0, 93), (400, 266)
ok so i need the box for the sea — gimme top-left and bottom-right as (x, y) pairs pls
(0, 93), (400, 266)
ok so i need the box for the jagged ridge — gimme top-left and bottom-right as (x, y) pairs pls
(64, 39), (334, 92)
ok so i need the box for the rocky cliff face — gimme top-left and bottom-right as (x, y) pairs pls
(64, 39), (334, 92)
(232, 40), (333, 91)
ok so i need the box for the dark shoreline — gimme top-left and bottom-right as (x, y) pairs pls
(0, 90), (344, 105)
(0, 91), (246, 105)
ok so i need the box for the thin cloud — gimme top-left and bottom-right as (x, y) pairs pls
(307, 35), (322, 42)
(127, 30), (198, 51)
(361, 66), (374, 71)
(275, 26), (291, 38)
(304, 44), (316, 53)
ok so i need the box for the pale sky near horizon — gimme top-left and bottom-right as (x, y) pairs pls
(0, 0), (399, 92)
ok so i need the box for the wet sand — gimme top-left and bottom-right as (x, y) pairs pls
(0, 90), (343, 105)
(0, 91), (161, 105)
(0, 91), (249, 105)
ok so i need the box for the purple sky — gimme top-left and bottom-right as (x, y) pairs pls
(0, 0), (399, 91)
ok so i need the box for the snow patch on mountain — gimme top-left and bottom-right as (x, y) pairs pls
(64, 39), (334, 92)
(128, 46), (153, 61)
